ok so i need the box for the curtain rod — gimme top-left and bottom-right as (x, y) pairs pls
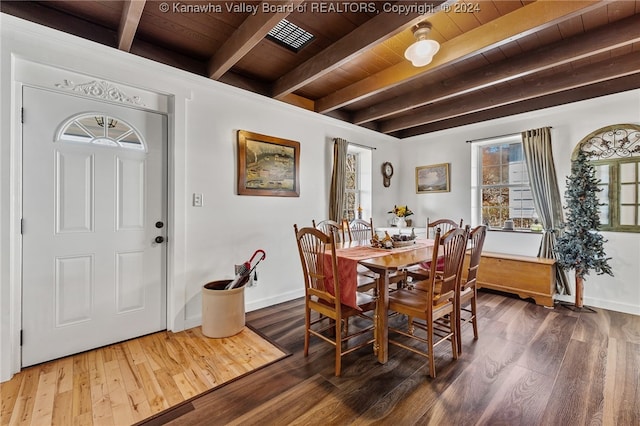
(348, 142), (376, 150)
(466, 127), (553, 144)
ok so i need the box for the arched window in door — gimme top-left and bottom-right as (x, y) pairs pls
(575, 124), (640, 232)
(56, 113), (146, 151)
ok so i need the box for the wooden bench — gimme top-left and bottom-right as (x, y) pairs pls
(463, 251), (556, 307)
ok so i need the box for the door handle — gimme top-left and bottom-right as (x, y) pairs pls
(155, 236), (165, 243)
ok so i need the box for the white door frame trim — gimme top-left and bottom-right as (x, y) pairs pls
(3, 58), (187, 381)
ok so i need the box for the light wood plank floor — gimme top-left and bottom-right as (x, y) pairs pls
(0, 326), (287, 426)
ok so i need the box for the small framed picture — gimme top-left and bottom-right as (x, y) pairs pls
(416, 163), (450, 193)
(237, 130), (300, 197)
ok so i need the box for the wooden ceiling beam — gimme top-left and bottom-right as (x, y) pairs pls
(117, 0), (146, 52)
(396, 74), (640, 138)
(354, 14), (640, 125)
(316, 0), (604, 114)
(207, 0), (303, 80)
(379, 52), (640, 134)
(271, 1), (447, 99)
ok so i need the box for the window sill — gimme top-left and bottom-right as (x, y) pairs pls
(488, 228), (543, 234)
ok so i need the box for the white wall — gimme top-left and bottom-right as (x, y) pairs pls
(395, 90), (640, 315)
(179, 88), (397, 326)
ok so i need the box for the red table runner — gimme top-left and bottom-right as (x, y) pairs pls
(324, 239), (434, 309)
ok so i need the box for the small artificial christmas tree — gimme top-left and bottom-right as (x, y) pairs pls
(556, 149), (613, 309)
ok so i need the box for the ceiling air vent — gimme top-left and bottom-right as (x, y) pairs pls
(267, 19), (315, 52)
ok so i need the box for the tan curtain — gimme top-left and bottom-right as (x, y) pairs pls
(329, 138), (348, 222)
(522, 127), (571, 295)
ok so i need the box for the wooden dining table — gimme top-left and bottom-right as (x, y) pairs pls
(330, 239), (437, 364)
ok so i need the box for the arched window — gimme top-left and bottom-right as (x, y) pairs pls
(56, 113), (146, 151)
(574, 124), (640, 232)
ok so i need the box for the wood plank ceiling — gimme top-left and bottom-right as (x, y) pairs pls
(3, 0), (639, 138)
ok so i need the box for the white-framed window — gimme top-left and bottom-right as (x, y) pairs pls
(471, 134), (535, 230)
(343, 145), (372, 221)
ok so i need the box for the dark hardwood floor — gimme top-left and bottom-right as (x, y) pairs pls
(144, 291), (640, 425)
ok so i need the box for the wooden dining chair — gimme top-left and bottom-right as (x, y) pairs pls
(293, 224), (376, 377)
(346, 218), (374, 242)
(456, 224), (487, 354)
(426, 217), (463, 239)
(313, 219), (377, 293)
(312, 219), (345, 243)
(342, 217), (381, 292)
(387, 226), (470, 378)
(404, 217), (464, 282)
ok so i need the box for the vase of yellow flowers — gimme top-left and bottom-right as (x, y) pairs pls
(388, 205), (413, 227)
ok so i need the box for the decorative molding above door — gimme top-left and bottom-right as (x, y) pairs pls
(55, 79), (146, 106)
(15, 58), (169, 114)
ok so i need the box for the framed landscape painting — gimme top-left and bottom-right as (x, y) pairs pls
(237, 130), (300, 197)
(416, 163), (450, 193)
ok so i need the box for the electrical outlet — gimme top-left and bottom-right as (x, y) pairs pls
(192, 193), (203, 207)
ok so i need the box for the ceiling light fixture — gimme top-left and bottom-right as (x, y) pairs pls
(404, 22), (440, 67)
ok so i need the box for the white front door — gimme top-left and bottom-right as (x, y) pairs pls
(21, 86), (167, 367)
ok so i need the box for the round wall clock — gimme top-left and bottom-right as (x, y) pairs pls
(382, 162), (394, 187)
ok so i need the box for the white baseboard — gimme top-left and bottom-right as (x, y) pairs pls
(555, 294), (640, 316)
(246, 289), (303, 313)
